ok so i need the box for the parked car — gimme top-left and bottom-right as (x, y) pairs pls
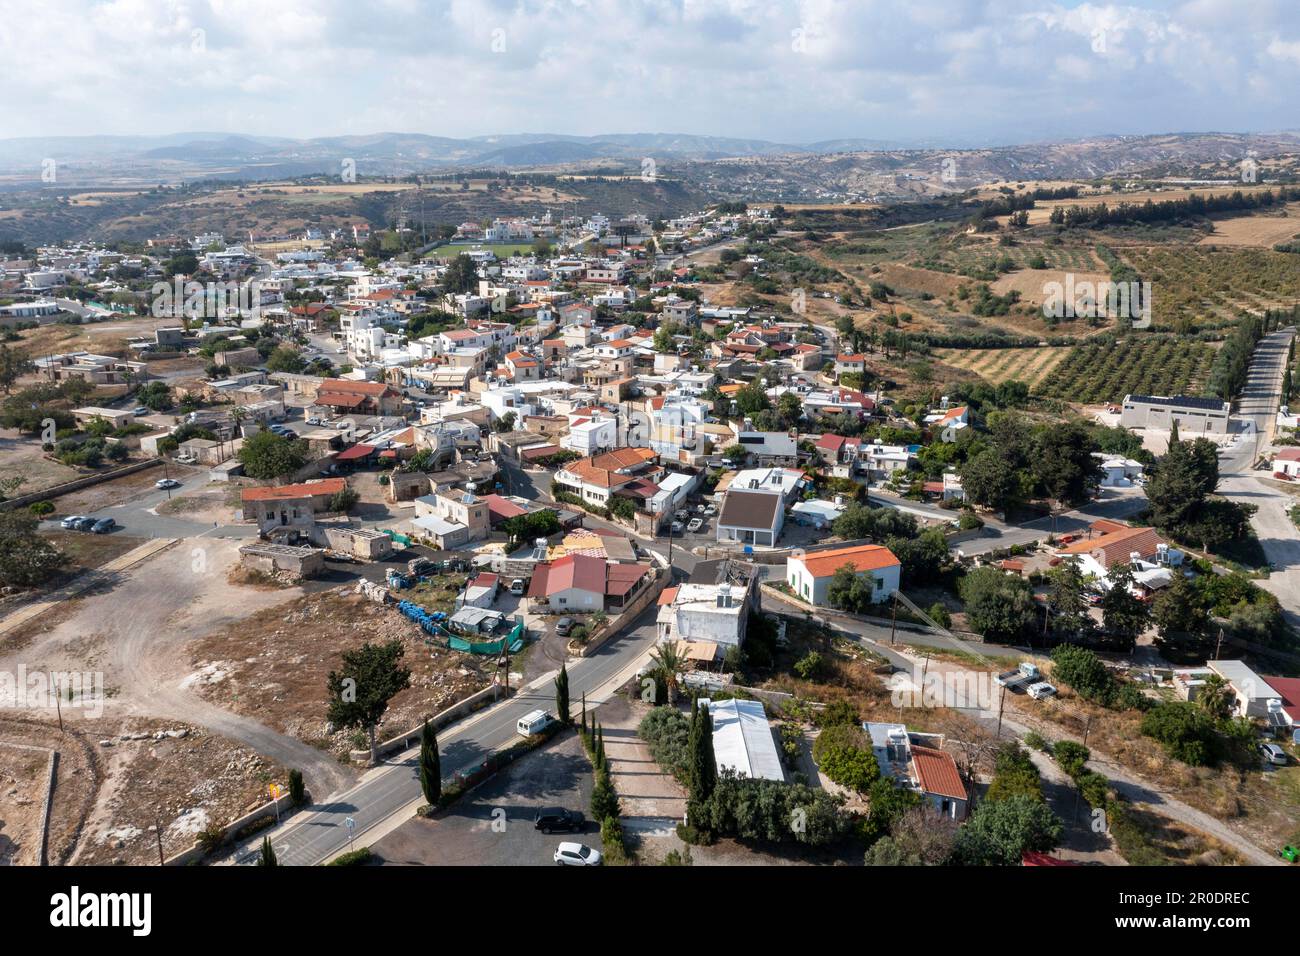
(670, 521), (683, 534)
(131, 406), (150, 417)
(1259, 742), (1288, 766)
(687, 517), (704, 533)
(60, 515), (87, 530)
(305, 417), (322, 426)
(74, 516), (98, 532)
(553, 842), (602, 866)
(516, 709), (555, 738)
(533, 808), (585, 834)
(91, 517), (116, 534)
(154, 478), (181, 490)
(702, 504), (717, 516)
(509, 578), (526, 595)
(1027, 682), (1058, 700)
(674, 509), (689, 522)
(555, 617), (575, 637)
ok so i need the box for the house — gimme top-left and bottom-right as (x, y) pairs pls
(835, 353), (867, 376)
(1119, 394), (1230, 435)
(1206, 661), (1286, 720)
(1271, 447), (1300, 478)
(1095, 453), (1145, 487)
(786, 543), (900, 605)
(412, 489), (490, 549)
(1056, 521), (1182, 580)
(240, 478), (347, 536)
(554, 447), (661, 509)
(313, 378), (404, 417)
(563, 416), (618, 456)
(527, 553), (608, 611)
(1260, 675), (1300, 735)
(655, 581), (750, 655)
(704, 698), (784, 783)
(865, 722), (968, 821)
(716, 489), (784, 547)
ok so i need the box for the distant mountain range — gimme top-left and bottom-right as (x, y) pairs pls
(2, 130), (1300, 191)
(0, 130), (922, 177)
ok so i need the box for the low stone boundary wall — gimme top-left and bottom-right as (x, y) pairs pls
(348, 683), (513, 764)
(0, 458), (162, 511)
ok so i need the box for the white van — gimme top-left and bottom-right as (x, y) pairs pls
(516, 709), (554, 738)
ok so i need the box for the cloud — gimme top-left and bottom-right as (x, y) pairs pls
(0, 0), (1298, 143)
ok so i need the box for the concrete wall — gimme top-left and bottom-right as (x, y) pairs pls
(348, 683), (514, 763)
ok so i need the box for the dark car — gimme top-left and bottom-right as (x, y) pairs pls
(534, 808), (584, 834)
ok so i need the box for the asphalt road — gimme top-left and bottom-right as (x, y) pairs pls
(226, 607), (660, 866)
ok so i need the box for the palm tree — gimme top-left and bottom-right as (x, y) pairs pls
(1197, 674), (1234, 721)
(648, 641), (687, 705)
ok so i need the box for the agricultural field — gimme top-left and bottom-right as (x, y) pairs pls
(1198, 206), (1300, 247)
(1122, 246), (1300, 329)
(936, 346), (1070, 388)
(1034, 335), (1215, 404)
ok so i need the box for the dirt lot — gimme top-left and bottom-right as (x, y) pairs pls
(0, 430), (80, 496)
(187, 589), (491, 759)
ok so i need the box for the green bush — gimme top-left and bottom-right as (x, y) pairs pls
(1139, 701), (1218, 766)
(811, 724), (880, 792)
(29, 500), (54, 516)
(1052, 740), (1091, 778)
(327, 847), (372, 866)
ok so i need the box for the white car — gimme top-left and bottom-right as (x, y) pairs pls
(154, 478), (181, 490)
(1027, 682), (1058, 700)
(553, 842), (602, 866)
(1259, 742), (1288, 766)
(686, 518), (704, 533)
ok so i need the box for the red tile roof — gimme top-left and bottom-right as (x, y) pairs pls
(241, 478), (346, 502)
(795, 543), (900, 579)
(529, 553), (606, 598)
(910, 745), (967, 801)
(1263, 675), (1300, 723)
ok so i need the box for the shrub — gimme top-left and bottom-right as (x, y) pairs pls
(1140, 701), (1218, 766)
(195, 822), (226, 855)
(811, 724), (880, 792)
(288, 768), (305, 805)
(29, 500), (54, 516)
(328, 847), (372, 866)
(638, 706), (692, 782)
(793, 650), (825, 680)
(1049, 644), (1114, 703)
(599, 816), (627, 864)
(1052, 740), (1091, 778)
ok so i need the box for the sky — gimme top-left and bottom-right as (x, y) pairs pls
(3, 0), (1299, 147)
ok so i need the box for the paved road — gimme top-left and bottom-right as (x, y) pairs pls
(1216, 326), (1300, 621)
(226, 608), (660, 866)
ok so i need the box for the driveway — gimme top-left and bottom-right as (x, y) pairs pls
(369, 729), (599, 866)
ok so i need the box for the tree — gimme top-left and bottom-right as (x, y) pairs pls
(555, 663), (571, 724)
(419, 719), (441, 805)
(1195, 674), (1234, 722)
(687, 699), (718, 809)
(329, 487), (359, 513)
(0, 511), (67, 587)
(954, 794), (1062, 865)
(326, 641), (412, 766)
(492, 410), (517, 433)
(959, 449), (1024, 516)
(1049, 644), (1113, 703)
(648, 641), (686, 704)
(1030, 422), (1102, 506)
(288, 768), (305, 805)
(1045, 557), (1093, 643)
(0, 344), (33, 394)
(1139, 701), (1218, 766)
(257, 835), (278, 867)
(1100, 563), (1148, 648)
(985, 744), (1045, 803)
(266, 346), (307, 374)
(1151, 571), (1210, 659)
(136, 381), (173, 411)
(238, 429), (308, 480)
(500, 509), (560, 549)
(441, 253), (479, 294)
(734, 379), (771, 416)
(958, 567), (1037, 644)
(811, 724), (880, 792)
(591, 766), (620, 822)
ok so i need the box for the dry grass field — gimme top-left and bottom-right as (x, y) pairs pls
(1198, 207), (1300, 247)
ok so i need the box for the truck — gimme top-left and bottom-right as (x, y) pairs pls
(995, 662), (1042, 692)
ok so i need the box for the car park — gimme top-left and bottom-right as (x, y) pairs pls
(553, 842), (602, 866)
(534, 808), (585, 833)
(155, 478), (181, 490)
(670, 521), (683, 534)
(60, 515), (88, 530)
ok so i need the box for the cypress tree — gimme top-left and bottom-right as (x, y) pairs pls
(555, 663), (570, 724)
(257, 835), (278, 867)
(419, 719), (441, 806)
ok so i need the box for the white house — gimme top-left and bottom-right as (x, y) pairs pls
(563, 416), (618, 456)
(786, 543), (901, 605)
(656, 581), (749, 654)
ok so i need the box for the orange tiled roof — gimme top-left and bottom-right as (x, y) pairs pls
(796, 543), (900, 579)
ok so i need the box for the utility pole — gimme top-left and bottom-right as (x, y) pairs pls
(153, 810), (165, 866)
(996, 684), (1006, 737)
(889, 591), (898, 645)
(53, 677), (63, 732)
